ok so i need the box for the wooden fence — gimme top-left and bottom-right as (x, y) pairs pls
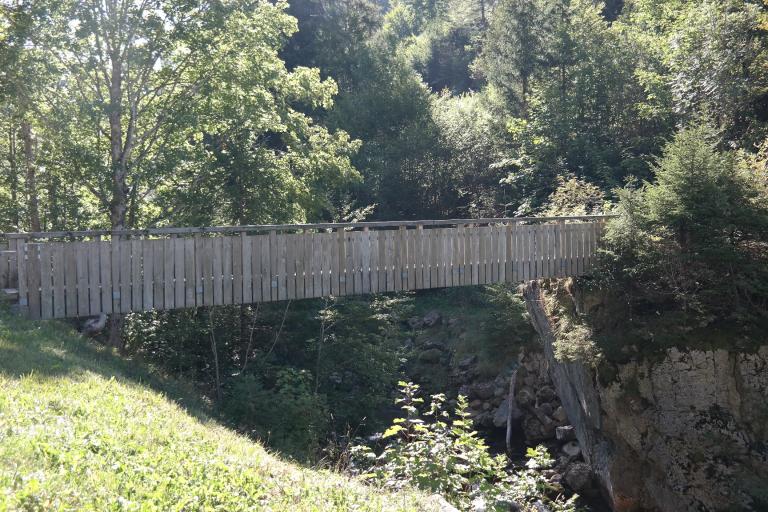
(1, 216), (611, 320)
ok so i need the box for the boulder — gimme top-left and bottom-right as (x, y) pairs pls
(407, 316), (423, 329)
(556, 425), (576, 442)
(493, 398), (524, 428)
(419, 348), (443, 364)
(536, 403), (554, 417)
(552, 406), (568, 423)
(561, 440), (581, 457)
(516, 387), (535, 407)
(536, 385), (558, 403)
(423, 310), (442, 327)
(470, 497), (486, 512)
(563, 462), (594, 494)
(471, 382), (496, 400)
(458, 355), (477, 369)
(426, 494), (459, 512)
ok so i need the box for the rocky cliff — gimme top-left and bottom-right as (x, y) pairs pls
(523, 280), (768, 512)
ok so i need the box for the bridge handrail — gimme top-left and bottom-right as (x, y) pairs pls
(1, 214), (617, 241)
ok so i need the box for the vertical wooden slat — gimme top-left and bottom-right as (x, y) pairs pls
(76, 242), (91, 316)
(321, 232), (332, 296)
(129, 240), (141, 312)
(26, 244), (41, 319)
(477, 227), (486, 285)
(254, 235), (265, 303)
(163, 238), (175, 310)
(117, 239), (130, 313)
(510, 224), (519, 282)
(211, 237), (223, 306)
(139, 240), (152, 311)
(152, 240), (164, 311)
(361, 228), (371, 294)
(277, 233), (287, 300)
(99, 241), (113, 315)
(309, 233), (319, 297)
(231, 234), (243, 305)
(344, 231), (354, 295)
(285, 234), (296, 300)
(222, 236), (233, 305)
(414, 226), (423, 290)
(544, 224), (550, 279)
(520, 225), (529, 282)
(241, 233), (252, 304)
(385, 230), (395, 292)
(201, 237), (213, 306)
(299, 232), (310, 299)
(173, 237), (185, 308)
(39, 244), (53, 319)
(52, 243), (66, 318)
(184, 238), (196, 308)
(260, 234), (271, 302)
(110, 237), (121, 314)
(64, 242), (79, 316)
(376, 229), (385, 293)
(369, 230), (379, 294)
(16, 241), (28, 313)
(332, 229), (342, 296)
(88, 241), (101, 315)
(194, 236), (203, 306)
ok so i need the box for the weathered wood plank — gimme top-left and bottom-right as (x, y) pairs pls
(26, 244), (41, 319)
(52, 243), (66, 318)
(193, 237), (204, 307)
(151, 240), (164, 310)
(87, 241), (101, 315)
(164, 238), (175, 310)
(222, 236), (233, 305)
(184, 238), (195, 308)
(99, 241), (113, 315)
(39, 244), (53, 319)
(174, 237), (185, 308)
(201, 237), (214, 306)
(241, 233), (252, 304)
(211, 236), (223, 306)
(231, 234), (242, 305)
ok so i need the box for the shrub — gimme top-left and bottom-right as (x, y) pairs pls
(223, 368), (329, 461)
(598, 124), (768, 320)
(351, 382), (578, 512)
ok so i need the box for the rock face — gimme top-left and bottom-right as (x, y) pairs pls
(523, 281), (768, 512)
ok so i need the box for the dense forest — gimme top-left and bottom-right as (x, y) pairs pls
(3, 0), (768, 510)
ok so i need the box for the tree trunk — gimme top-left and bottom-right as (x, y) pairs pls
(20, 121), (40, 232)
(107, 50), (128, 351)
(8, 127), (19, 228)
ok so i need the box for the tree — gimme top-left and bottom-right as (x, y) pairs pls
(602, 124), (768, 317)
(475, 0), (552, 116)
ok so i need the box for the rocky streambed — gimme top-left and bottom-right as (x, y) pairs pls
(403, 307), (603, 504)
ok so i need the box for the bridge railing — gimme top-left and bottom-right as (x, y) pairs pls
(1, 215), (614, 319)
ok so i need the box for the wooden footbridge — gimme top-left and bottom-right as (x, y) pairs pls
(0, 216), (610, 320)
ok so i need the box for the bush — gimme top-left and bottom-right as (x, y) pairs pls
(223, 368), (329, 461)
(598, 124), (768, 320)
(350, 382), (578, 512)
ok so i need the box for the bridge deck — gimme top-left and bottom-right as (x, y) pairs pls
(0, 216), (610, 319)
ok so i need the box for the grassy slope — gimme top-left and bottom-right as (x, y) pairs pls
(0, 314), (434, 511)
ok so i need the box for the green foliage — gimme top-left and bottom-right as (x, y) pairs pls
(351, 382), (579, 511)
(223, 369), (329, 461)
(543, 176), (607, 217)
(123, 295), (406, 460)
(599, 124), (768, 319)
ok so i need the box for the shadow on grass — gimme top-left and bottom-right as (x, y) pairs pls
(0, 312), (213, 424)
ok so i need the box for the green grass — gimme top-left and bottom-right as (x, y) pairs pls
(0, 313), (435, 511)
